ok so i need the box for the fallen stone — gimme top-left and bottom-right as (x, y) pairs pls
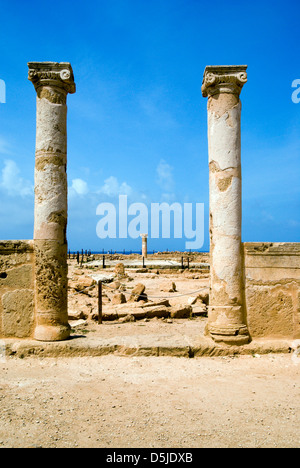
(128, 283), (147, 302)
(70, 277), (96, 292)
(69, 319), (87, 328)
(68, 309), (88, 321)
(116, 305), (146, 319)
(131, 309), (148, 320)
(160, 282), (177, 293)
(119, 314), (135, 323)
(109, 281), (121, 291)
(95, 312), (118, 322)
(112, 293), (127, 305)
(170, 305), (192, 319)
(197, 290), (209, 305)
(192, 303), (207, 317)
(114, 263), (126, 278)
(145, 306), (170, 319)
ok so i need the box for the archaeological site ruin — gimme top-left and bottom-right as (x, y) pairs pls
(0, 62), (299, 347)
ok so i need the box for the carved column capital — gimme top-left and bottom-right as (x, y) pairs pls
(28, 62), (76, 95)
(202, 65), (247, 98)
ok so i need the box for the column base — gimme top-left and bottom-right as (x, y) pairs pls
(209, 324), (250, 346)
(208, 304), (251, 345)
(34, 324), (71, 342)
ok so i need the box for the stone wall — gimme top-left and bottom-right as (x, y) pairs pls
(244, 242), (300, 339)
(0, 241), (35, 338)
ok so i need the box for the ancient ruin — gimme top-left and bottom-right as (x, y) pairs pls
(0, 62), (299, 346)
(28, 62), (76, 342)
(202, 65), (250, 345)
(141, 234), (148, 258)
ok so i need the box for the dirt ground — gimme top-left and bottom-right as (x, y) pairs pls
(0, 354), (299, 448)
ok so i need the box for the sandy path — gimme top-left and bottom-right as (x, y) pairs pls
(0, 354), (299, 448)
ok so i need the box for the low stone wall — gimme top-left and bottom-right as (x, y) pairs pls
(244, 242), (300, 339)
(0, 241), (35, 338)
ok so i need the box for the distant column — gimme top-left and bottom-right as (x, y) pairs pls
(141, 234), (148, 258)
(202, 65), (250, 345)
(28, 62), (76, 341)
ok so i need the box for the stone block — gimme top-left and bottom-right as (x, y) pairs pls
(128, 283), (147, 302)
(244, 242), (300, 338)
(170, 305), (192, 319)
(112, 293), (127, 305)
(0, 264), (34, 290)
(2, 289), (34, 338)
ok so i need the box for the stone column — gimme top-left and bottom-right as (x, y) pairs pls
(28, 62), (76, 341)
(141, 234), (148, 258)
(202, 65), (250, 345)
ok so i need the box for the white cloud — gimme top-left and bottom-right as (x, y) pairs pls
(0, 136), (12, 155)
(98, 176), (132, 197)
(0, 159), (33, 197)
(71, 178), (89, 196)
(156, 159), (175, 193)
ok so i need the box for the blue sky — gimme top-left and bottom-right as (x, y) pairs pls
(0, 0), (299, 252)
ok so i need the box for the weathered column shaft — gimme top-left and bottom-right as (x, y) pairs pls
(141, 234), (148, 258)
(28, 62), (76, 341)
(202, 65), (250, 345)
